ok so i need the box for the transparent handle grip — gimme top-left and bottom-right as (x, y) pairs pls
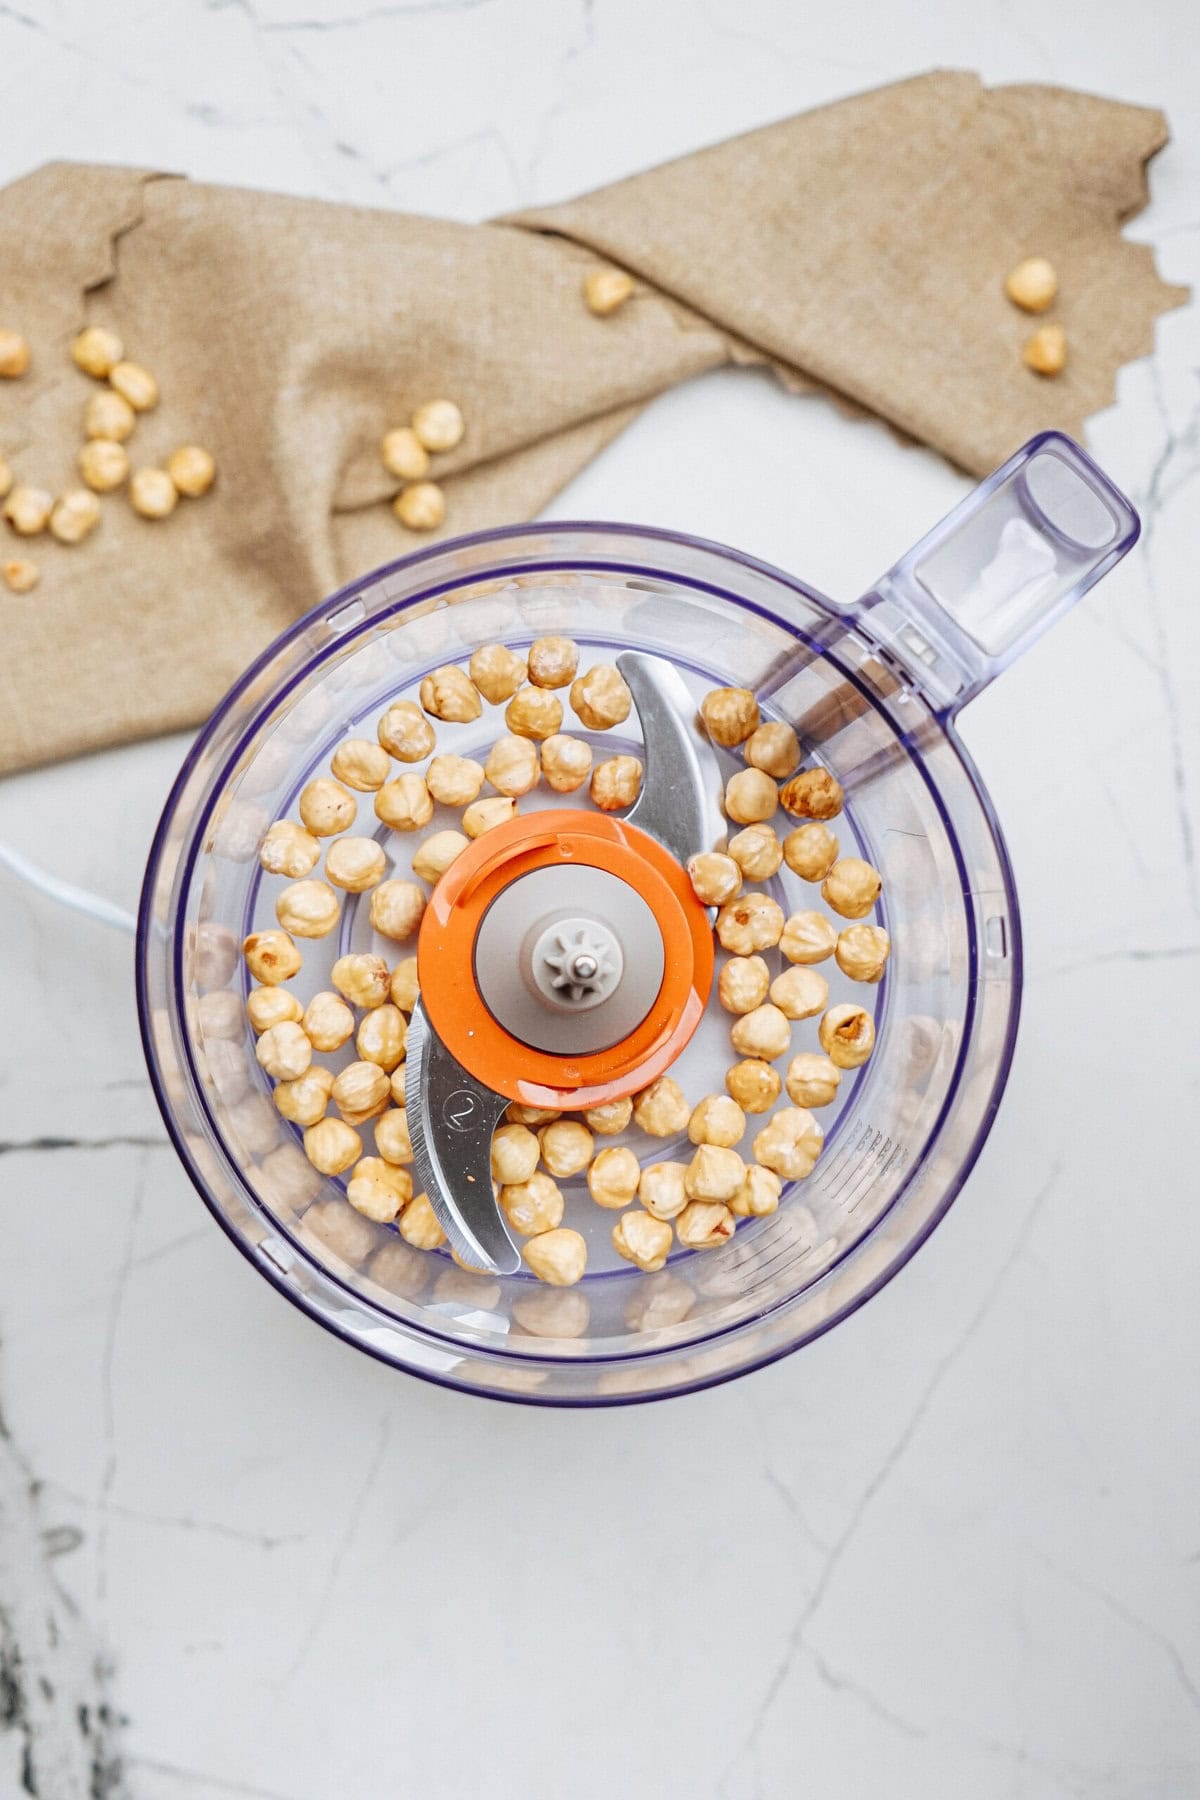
(863, 432), (1140, 714)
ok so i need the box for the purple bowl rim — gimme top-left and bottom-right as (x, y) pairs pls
(135, 519), (1023, 1407)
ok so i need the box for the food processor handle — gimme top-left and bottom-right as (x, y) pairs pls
(860, 431), (1140, 714)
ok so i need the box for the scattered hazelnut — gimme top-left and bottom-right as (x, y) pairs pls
(4, 485), (52, 535)
(346, 1157), (411, 1224)
(587, 1146), (641, 1210)
(368, 879), (426, 941)
(49, 488), (101, 545)
(491, 1123), (541, 1186)
(331, 738), (391, 792)
(3, 558), (39, 594)
(541, 733), (593, 793)
(259, 818), (321, 879)
(522, 1226), (587, 1286)
(715, 892), (785, 955)
(332, 1059), (391, 1126)
(388, 958), (420, 1013)
(584, 1097), (633, 1136)
(753, 1107), (824, 1180)
(0, 328), (31, 377)
(381, 426), (430, 482)
(527, 635), (579, 689)
(484, 734), (540, 797)
(584, 268), (636, 316)
(1023, 323), (1067, 376)
(374, 773), (434, 833)
(675, 1200), (735, 1250)
(412, 399), (465, 453)
(325, 836), (387, 893)
(375, 1107), (414, 1166)
(638, 1161), (689, 1221)
(538, 1118), (595, 1178)
(255, 1020), (312, 1082)
(130, 467), (177, 519)
(299, 777), (356, 836)
(84, 389), (135, 442)
(398, 1191), (447, 1251)
(412, 827), (469, 883)
(730, 1003), (791, 1061)
(612, 1210), (673, 1273)
(744, 721), (800, 779)
(109, 360), (159, 411)
(501, 1171), (565, 1236)
(302, 1118), (362, 1176)
(688, 1094), (746, 1149)
(331, 952), (391, 1008)
(275, 878), (341, 938)
(246, 987), (304, 1034)
(1005, 256), (1058, 314)
(78, 440), (129, 492)
(302, 990), (356, 1053)
(274, 1066), (335, 1128)
(394, 482), (445, 531)
(633, 1075), (690, 1138)
(242, 929), (301, 985)
(356, 1004), (407, 1072)
(167, 444), (217, 497)
(71, 326), (123, 377)
(769, 965), (829, 1021)
(462, 795), (517, 836)
(727, 823), (782, 881)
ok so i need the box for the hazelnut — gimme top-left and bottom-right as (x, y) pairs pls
(426, 753), (484, 806)
(527, 635), (579, 689)
(109, 360), (159, 411)
(4, 485), (52, 535)
(331, 952), (391, 1008)
(368, 879), (426, 941)
(0, 328), (31, 378)
(389, 957), (420, 1013)
(331, 738), (391, 792)
(324, 835), (387, 892)
(130, 468), (178, 519)
(505, 686), (563, 740)
(727, 824), (782, 881)
(522, 1227), (587, 1286)
(638, 1161), (689, 1221)
(484, 734), (540, 797)
(381, 426), (430, 482)
(730, 1003), (791, 1061)
(700, 686), (759, 748)
(687, 1094), (745, 1149)
(462, 795), (518, 836)
(821, 858), (882, 920)
(78, 440), (129, 492)
(687, 852), (742, 906)
(167, 445), (217, 497)
(744, 721), (800, 779)
(835, 924), (891, 983)
(420, 664), (481, 722)
(392, 475), (446, 529)
(375, 1107), (414, 1166)
(275, 878), (341, 938)
(715, 893), (785, 955)
(717, 955), (770, 1014)
(491, 1123), (541, 1186)
(246, 987), (304, 1034)
(302, 1118), (362, 1176)
(377, 699), (435, 762)
(49, 488), (101, 545)
(299, 778), (356, 836)
(1005, 256), (1058, 313)
(1023, 324), (1067, 376)
(590, 755), (642, 811)
(412, 399), (465, 453)
(584, 1097), (633, 1136)
(398, 1191), (447, 1251)
(538, 1119), (594, 1178)
(501, 1171), (565, 1236)
(259, 818), (321, 879)
(570, 663), (631, 729)
(84, 389), (135, 442)
(412, 828), (468, 884)
(779, 909), (837, 964)
(632, 1076), (689, 1138)
(584, 268), (636, 316)
(780, 767), (843, 820)
(729, 1164), (782, 1218)
(3, 558), (39, 594)
(819, 1004), (876, 1069)
(753, 1107), (824, 1180)
(541, 733), (593, 793)
(469, 643), (526, 704)
(71, 325), (123, 377)
(725, 1059), (782, 1113)
(356, 1003), (407, 1072)
(612, 1210), (673, 1273)
(255, 1020), (312, 1082)
(274, 1066), (335, 1127)
(302, 990), (356, 1053)
(785, 1052), (842, 1108)
(675, 1200), (735, 1250)
(768, 965), (829, 1021)
(346, 1157), (412, 1224)
(242, 929), (301, 985)
(587, 1146), (641, 1210)
(332, 1059), (391, 1126)
(374, 773), (433, 833)
(782, 822), (839, 882)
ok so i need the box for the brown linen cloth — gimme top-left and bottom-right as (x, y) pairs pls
(0, 71), (1185, 774)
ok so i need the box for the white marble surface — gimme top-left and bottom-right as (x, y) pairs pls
(1, 2), (1199, 1795)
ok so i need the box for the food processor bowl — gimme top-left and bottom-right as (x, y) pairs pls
(138, 432), (1138, 1404)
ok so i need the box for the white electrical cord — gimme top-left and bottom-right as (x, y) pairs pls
(0, 840), (138, 936)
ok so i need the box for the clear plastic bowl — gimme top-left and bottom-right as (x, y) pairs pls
(137, 434), (1138, 1404)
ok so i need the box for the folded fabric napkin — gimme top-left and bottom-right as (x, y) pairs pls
(0, 71), (1184, 773)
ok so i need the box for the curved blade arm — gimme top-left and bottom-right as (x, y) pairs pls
(404, 1001), (520, 1276)
(618, 651), (726, 865)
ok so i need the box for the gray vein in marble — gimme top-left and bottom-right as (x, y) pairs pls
(806, 1642), (926, 1739)
(260, 0), (500, 31)
(1033, 943), (1200, 981)
(283, 1416), (391, 1682)
(96, 1151), (147, 1613)
(41, 1480), (305, 1554)
(124, 1754), (296, 1799)
(1037, 1554), (1200, 1722)
(720, 1162), (1062, 1794)
(0, 1135), (165, 1157)
(761, 1465), (832, 1554)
